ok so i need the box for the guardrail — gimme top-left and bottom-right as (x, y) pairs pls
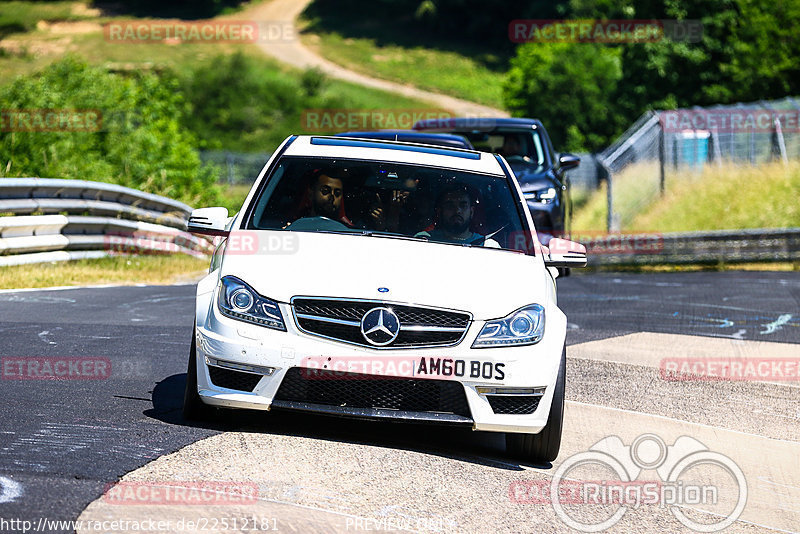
(1, 178), (213, 267)
(3, 179), (796, 268)
(582, 228), (800, 266)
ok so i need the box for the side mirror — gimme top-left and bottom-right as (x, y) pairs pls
(188, 207), (230, 237)
(558, 153), (581, 170)
(544, 238), (587, 268)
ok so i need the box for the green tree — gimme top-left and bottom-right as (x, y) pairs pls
(504, 42), (623, 151)
(0, 56), (221, 207)
(180, 52), (308, 151)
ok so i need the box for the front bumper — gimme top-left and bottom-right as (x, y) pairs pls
(194, 285), (567, 435)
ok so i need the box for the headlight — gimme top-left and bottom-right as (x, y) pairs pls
(472, 304), (545, 348)
(523, 187), (557, 204)
(217, 276), (286, 330)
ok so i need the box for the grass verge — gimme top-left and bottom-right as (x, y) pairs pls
(573, 161), (800, 232)
(298, 0), (510, 109)
(218, 183), (253, 214)
(300, 31), (506, 109)
(0, 254), (209, 290)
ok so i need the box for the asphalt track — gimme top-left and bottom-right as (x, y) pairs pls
(0, 271), (797, 533)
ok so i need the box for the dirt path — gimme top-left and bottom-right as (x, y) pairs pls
(242, 0), (509, 117)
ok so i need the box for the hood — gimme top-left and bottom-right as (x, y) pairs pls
(220, 230), (547, 320)
(508, 162), (554, 190)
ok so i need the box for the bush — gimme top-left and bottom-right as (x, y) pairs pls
(503, 43), (623, 152)
(0, 56), (222, 207)
(179, 52), (305, 151)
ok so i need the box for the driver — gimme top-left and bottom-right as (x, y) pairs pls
(501, 135), (524, 158)
(285, 168), (352, 229)
(308, 168), (344, 220)
(416, 185), (499, 247)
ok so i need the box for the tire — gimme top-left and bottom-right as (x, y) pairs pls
(557, 267), (571, 277)
(182, 329), (216, 421)
(506, 346), (566, 463)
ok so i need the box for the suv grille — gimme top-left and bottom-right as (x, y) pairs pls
(292, 298), (470, 348)
(274, 368), (471, 418)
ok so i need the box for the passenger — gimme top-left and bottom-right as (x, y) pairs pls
(416, 185), (499, 247)
(400, 186), (435, 235)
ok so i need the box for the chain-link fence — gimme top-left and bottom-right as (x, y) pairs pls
(200, 151), (271, 186)
(565, 153), (602, 191)
(598, 96), (800, 231)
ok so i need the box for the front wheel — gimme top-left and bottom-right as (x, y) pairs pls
(183, 329), (216, 421)
(506, 346), (566, 463)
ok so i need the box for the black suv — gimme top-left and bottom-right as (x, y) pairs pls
(414, 118), (579, 238)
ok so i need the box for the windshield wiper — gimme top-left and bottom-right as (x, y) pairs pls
(358, 230), (429, 242)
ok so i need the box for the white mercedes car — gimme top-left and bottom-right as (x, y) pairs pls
(184, 135), (586, 462)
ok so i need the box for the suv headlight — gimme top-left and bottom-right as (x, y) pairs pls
(524, 187), (557, 204)
(472, 304), (545, 348)
(217, 276), (286, 331)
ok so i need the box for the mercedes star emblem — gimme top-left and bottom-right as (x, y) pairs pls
(360, 307), (401, 346)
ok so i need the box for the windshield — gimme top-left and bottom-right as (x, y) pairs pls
(463, 129), (546, 171)
(246, 156), (534, 254)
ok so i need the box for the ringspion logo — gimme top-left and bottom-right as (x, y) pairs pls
(511, 434), (747, 532)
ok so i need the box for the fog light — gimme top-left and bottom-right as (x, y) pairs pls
(476, 386), (545, 395)
(205, 357), (276, 376)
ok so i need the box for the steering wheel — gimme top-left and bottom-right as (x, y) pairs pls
(285, 216), (352, 232)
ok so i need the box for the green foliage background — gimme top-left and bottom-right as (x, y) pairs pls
(305, 0), (800, 152)
(2, 0), (799, 207)
(0, 57), (223, 207)
(507, 0), (800, 151)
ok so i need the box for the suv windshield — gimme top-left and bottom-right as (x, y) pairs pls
(246, 156), (534, 254)
(462, 130), (546, 171)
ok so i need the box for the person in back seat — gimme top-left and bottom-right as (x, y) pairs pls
(415, 185), (499, 247)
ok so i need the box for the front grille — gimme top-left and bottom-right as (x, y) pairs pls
(487, 395), (542, 415)
(208, 366), (262, 392)
(293, 298), (470, 348)
(274, 368), (471, 417)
